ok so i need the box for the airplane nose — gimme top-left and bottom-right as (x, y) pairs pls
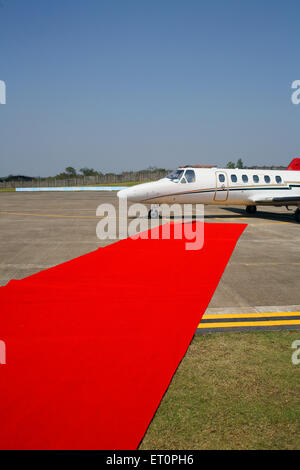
(117, 187), (139, 201)
(117, 182), (161, 202)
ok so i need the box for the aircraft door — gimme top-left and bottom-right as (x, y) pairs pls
(214, 171), (229, 201)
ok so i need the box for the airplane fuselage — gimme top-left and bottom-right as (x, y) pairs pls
(118, 167), (300, 208)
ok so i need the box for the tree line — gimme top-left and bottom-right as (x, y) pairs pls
(0, 166), (168, 182)
(0, 160), (288, 183)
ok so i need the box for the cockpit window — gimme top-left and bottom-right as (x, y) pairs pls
(185, 170), (196, 183)
(181, 177), (187, 184)
(166, 169), (184, 182)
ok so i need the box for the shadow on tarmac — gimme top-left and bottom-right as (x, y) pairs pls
(221, 206), (298, 224)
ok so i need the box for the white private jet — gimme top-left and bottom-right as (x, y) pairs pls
(117, 158), (300, 222)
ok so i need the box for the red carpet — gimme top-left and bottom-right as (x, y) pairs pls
(0, 222), (246, 449)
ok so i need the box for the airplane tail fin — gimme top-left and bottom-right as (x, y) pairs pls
(287, 158), (300, 171)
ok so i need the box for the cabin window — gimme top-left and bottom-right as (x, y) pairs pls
(166, 169), (184, 182)
(276, 175), (282, 184)
(253, 175), (259, 183)
(180, 177), (187, 184)
(185, 169), (196, 183)
(264, 175), (271, 183)
(218, 174), (225, 183)
(231, 174), (237, 183)
(242, 174), (248, 183)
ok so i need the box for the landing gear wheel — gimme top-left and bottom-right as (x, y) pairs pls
(148, 208), (159, 219)
(295, 208), (300, 223)
(245, 205), (257, 215)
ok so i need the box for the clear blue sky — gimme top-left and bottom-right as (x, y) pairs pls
(1, 0), (299, 176)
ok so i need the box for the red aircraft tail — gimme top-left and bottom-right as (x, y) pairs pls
(287, 158), (300, 171)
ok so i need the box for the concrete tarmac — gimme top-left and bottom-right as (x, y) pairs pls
(0, 191), (299, 323)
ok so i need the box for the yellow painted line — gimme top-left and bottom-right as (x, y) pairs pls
(204, 312), (300, 319)
(252, 222), (289, 225)
(215, 217), (242, 220)
(0, 211), (98, 219)
(210, 220), (289, 226)
(198, 320), (300, 328)
(242, 222), (288, 226)
(214, 217), (249, 220)
(244, 262), (300, 267)
(0, 211), (293, 226)
(245, 263), (280, 266)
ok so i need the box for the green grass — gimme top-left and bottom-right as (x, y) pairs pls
(140, 330), (300, 450)
(0, 188), (15, 192)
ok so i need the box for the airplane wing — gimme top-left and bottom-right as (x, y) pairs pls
(250, 193), (300, 205)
